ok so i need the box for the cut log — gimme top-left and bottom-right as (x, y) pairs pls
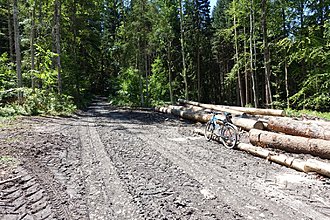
(167, 105), (205, 113)
(231, 118), (264, 131)
(226, 106), (285, 117)
(155, 106), (264, 131)
(267, 117), (330, 141)
(237, 143), (306, 172)
(169, 105), (264, 130)
(249, 129), (330, 159)
(177, 99), (246, 116)
(195, 128), (330, 177)
(178, 99), (285, 116)
(155, 106), (211, 123)
(193, 129), (306, 172)
(304, 159), (330, 178)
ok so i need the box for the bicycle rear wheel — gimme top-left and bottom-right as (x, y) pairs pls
(220, 124), (238, 149)
(204, 121), (214, 141)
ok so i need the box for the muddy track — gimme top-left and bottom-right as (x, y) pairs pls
(1, 98), (330, 219)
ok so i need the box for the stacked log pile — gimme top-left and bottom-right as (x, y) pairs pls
(155, 99), (330, 178)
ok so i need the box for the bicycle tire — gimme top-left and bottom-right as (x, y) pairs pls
(204, 121), (214, 141)
(220, 123), (238, 149)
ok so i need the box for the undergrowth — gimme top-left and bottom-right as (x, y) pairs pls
(285, 108), (330, 120)
(0, 88), (76, 117)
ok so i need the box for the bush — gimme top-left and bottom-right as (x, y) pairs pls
(0, 88), (76, 117)
(110, 67), (142, 106)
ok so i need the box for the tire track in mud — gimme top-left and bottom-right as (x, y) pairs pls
(97, 112), (243, 219)
(78, 115), (140, 220)
(0, 167), (54, 220)
(142, 129), (327, 220)
(173, 127), (330, 219)
(1, 118), (89, 220)
(99, 120), (282, 220)
(95, 107), (329, 220)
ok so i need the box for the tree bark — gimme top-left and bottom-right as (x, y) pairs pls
(282, 8), (289, 109)
(261, 0), (272, 108)
(30, 0), (36, 90)
(267, 117), (330, 140)
(54, 0), (62, 94)
(7, 0), (14, 62)
(179, 0), (188, 100)
(244, 26), (249, 106)
(13, 0), (22, 101)
(249, 129), (330, 159)
(233, 1), (244, 107)
(145, 51), (149, 105)
(252, 0), (258, 107)
(249, 0), (258, 108)
(197, 42), (201, 102)
(167, 42), (174, 104)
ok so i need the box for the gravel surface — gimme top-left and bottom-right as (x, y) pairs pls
(0, 98), (330, 219)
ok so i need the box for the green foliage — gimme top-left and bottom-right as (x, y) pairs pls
(33, 45), (59, 89)
(149, 57), (169, 106)
(285, 108), (330, 121)
(110, 68), (141, 106)
(0, 53), (16, 90)
(0, 88), (76, 117)
(2, 0), (330, 113)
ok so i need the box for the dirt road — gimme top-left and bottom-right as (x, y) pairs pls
(1, 98), (330, 219)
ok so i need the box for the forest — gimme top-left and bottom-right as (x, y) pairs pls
(0, 0), (330, 116)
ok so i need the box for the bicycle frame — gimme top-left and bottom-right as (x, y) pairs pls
(209, 112), (231, 127)
(204, 112), (238, 149)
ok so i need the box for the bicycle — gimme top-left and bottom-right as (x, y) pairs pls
(204, 112), (238, 149)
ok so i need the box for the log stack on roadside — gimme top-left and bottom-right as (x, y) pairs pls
(155, 99), (330, 178)
(155, 104), (264, 131)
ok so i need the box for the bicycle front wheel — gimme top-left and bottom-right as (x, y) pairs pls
(220, 124), (238, 149)
(204, 121), (214, 141)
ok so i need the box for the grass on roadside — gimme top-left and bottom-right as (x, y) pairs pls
(285, 108), (330, 120)
(0, 116), (16, 128)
